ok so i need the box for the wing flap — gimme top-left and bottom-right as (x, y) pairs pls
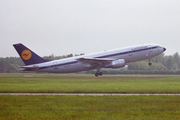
(77, 57), (116, 67)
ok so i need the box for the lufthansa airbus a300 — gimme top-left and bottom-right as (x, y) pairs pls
(13, 43), (166, 76)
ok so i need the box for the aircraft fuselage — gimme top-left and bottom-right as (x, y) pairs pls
(25, 44), (165, 73)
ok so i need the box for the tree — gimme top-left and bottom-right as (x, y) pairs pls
(165, 56), (176, 70)
(173, 52), (180, 69)
(151, 54), (165, 63)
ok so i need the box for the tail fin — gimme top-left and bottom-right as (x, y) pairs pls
(13, 43), (49, 65)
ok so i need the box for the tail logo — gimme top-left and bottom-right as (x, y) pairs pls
(21, 50), (32, 60)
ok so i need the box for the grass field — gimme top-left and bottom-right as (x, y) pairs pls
(1, 73), (180, 119)
(0, 73), (180, 93)
(0, 95), (180, 120)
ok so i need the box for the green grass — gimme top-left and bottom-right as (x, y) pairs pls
(0, 73), (180, 93)
(1, 73), (180, 119)
(0, 95), (180, 120)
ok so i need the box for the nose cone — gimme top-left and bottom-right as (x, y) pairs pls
(163, 47), (166, 51)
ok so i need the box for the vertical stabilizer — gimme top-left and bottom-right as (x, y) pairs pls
(13, 43), (49, 65)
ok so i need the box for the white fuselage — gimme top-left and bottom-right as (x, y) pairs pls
(25, 44), (165, 73)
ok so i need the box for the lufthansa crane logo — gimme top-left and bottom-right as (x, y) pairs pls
(21, 50), (32, 60)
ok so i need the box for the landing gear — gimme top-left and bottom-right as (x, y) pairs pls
(95, 68), (103, 77)
(148, 59), (152, 66)
(95, 72), (103, 77)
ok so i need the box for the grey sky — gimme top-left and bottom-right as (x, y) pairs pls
(0, 0), (180, 57)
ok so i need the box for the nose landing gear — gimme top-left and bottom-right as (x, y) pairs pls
(148, 59), (152, 66)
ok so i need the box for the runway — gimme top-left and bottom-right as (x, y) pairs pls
(0, 93), (180, 96)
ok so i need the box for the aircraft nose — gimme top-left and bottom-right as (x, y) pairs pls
(163, 47), (166, 51)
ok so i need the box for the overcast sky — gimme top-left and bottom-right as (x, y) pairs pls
(0, 0), (180, 57)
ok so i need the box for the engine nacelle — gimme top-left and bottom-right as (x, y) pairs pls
(105, 59), (125, 68)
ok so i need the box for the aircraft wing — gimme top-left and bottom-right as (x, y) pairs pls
(77, 57), (116, 66)
(19, 66), (39, 71)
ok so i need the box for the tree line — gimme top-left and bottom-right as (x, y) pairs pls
(128, 53), (180, 71)
(1, 52), (180, 74)
(0, 54), (84, 72)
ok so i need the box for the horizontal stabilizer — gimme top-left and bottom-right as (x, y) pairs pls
(19, 66), (39, 71)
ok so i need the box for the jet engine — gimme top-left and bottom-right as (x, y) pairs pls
(105, 59), (125, 68)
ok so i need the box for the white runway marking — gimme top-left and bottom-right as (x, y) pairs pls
(0, 93), (180, 96)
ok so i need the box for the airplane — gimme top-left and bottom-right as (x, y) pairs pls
(13, 43), (166, 77)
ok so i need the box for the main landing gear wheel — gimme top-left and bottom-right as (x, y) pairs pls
(95, 72), (103, 77)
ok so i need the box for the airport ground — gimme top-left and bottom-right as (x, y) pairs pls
(0, 73), (180, 119)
